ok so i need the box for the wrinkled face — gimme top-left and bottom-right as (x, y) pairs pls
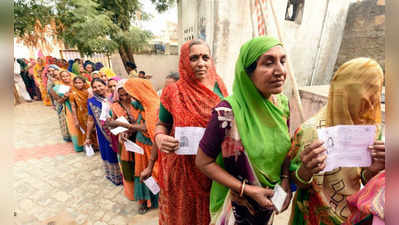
(108, 80), (117, 93)
(74, 79), (85, 90)
(164, 78), (176, 87)
(60, 71), (71, 83)
(118, 88), (130, 102)
(86, 64), (93, 73)
(189, 44), (211, 80)
(92, 81), (106, 96)
(250, 46), (287, 98)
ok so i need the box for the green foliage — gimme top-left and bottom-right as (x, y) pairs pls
(14, 0), (176, 57)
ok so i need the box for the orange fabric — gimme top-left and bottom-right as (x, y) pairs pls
(69, 86), (90, 145)
(111, 102), (139, 162)
(123, 78), (160, 141)
(326, 57), (384, 126)
(158, 40), (228, 225)
(135, 142), (159, 179)
(112, 101), (139, 201)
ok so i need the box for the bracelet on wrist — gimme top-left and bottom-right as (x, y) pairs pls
(360, 168), (368, 184)
(296, 167), (313, 184)
(281, 174), (289, 180)
(239, 179), (248, 197)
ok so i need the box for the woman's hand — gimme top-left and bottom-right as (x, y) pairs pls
(279, 178), (292, 213)
(299, 140), (327, 180)
(244, 185), (274, 209)
(368, 141), (385, 174)
(84, 137), (91, 146)
(139, 166), (153, 182)
(155, 134), (179, 153)
(74, 120), (80, 130)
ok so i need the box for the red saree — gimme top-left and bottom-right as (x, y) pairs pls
(159, 40), (228, 225)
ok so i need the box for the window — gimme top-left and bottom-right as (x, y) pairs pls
(285, 0), (305, 24)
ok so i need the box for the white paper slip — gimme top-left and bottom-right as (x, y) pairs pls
(317, 125), (376, 172)
(79, 127), (86, 134)
(174, 127), (206, 155)
(143, 176), (160, 195)
(124, 139), (144, 154)
(271, 184), (287, 213)
(100, 102), (111, 121)
(116, 116), (129, 124)
(84, 144), (95, 157)
(58, 85), (70, 94)
(110, 126), (128, 135)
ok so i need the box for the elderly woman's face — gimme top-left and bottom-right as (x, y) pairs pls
(250, 46), (287, 98)
(189, 44), (211, 80)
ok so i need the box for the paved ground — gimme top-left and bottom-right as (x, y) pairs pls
(13, 102), (290, 225)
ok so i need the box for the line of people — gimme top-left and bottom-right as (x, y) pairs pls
(15, 35), (385, 225)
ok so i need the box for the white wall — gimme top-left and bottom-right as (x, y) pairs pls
(110, 53), (179, 91)
(178, 0), (352, 92)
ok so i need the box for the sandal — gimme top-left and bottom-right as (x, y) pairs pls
(138, 204), (149, 215)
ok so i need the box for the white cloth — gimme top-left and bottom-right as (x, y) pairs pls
(14, 73), (31, 101)
(14, 60), (21, 75)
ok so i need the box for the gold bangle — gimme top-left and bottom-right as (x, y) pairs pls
(240, 179), (247, 197)
(361, 168), (368, 184)
(296, 167), (313, 184)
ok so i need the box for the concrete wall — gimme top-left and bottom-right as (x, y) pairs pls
(110, 53), (179, 91)
(334, 0), (385, 73)
(178, 0), (352, 93)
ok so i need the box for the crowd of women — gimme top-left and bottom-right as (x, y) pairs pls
(15, 36), (386, 225)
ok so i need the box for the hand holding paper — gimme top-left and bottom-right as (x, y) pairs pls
(271, 184), (288, 213)
(143, 176), (160, 195)
(124, 139), (144, 154)
(174, 127), (205, 155)
(317, 125), (376, 172)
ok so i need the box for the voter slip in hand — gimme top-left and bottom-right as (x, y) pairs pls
(143, 176), (160, 195)
(174, 127), (206, 155)
(110, 116), (129, 135)
(317, 125), (376, 172)
(124, 139), (144, 154)
(270, 184), (287, 213)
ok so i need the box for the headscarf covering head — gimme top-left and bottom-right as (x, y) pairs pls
(95, 62), (104, 71)
(161, 39), (228, 127)
(225, 36), (290, 187)
(71, 62), (81, 75)
(67, 60), (74, 72)
(112, 79), (128, 102)
(123, 78), (160, 141)
(326, 57), (384, 126)
(49, 64), (60, 70)
(100, 67), (116, 78)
